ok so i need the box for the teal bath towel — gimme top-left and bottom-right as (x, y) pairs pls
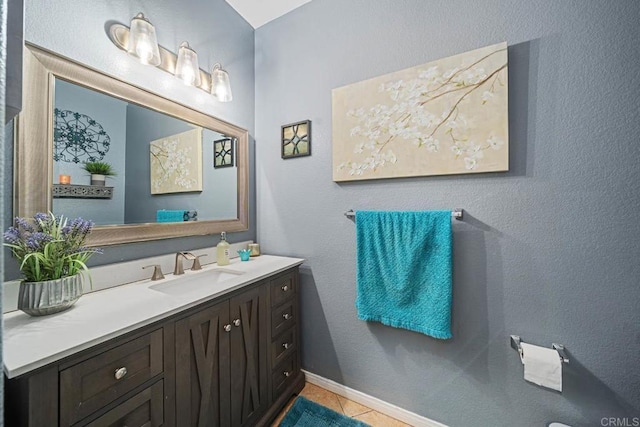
(355, 210), (453, 339)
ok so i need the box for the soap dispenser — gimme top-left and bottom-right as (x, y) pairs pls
(216, 232), (230, 266)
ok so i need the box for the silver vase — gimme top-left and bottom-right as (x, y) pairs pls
(18, 274), (84, 316)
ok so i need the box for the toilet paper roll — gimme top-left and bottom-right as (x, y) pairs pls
(521, 343), (562, 392)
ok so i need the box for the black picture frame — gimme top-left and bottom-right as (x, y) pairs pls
(213, 137), (235, 168)
(281, 120), (311, 159)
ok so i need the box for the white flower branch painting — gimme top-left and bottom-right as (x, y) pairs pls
(332, 42), (509, 182)
(150, 128), (203, 194)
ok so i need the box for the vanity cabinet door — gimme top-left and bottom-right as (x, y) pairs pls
(229, 284), (269, 427)
(175, 300), (231, 427)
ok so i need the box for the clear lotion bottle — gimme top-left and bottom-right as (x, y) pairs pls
(216, 232), (230, 266)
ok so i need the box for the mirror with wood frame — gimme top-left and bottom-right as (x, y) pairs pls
(14, 43), (249, 246)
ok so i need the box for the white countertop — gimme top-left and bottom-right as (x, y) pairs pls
(3, 255), (304, 378)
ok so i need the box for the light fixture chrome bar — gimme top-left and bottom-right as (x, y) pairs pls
(344, 208), (463, 220)
(108, 23), (212, 93)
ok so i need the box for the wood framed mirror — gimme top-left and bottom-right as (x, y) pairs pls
(14, 43), (249, 246)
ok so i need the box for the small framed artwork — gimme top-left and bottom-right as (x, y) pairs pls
(214, 138), (235, 168)
(282, 120), (311, 159)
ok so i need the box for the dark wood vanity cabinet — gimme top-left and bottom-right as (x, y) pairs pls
(5, 266), (304, 427)
(175, 284), (268, 426)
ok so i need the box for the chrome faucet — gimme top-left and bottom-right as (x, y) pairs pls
(191, 254), (208, 271)
(142, 264), (165, 281)
(174, 252), (197, 275)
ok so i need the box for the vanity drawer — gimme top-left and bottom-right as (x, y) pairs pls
(60, 329), (164, 426)
(84, 380), (164, 427)
(271, 327), (297, 368)
(271, 299), (296, 338)
(272, 353), (298, 399)
(270, 272), (296, 307)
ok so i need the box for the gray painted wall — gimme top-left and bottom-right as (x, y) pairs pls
(5, 0), (22, 123)
(5, 0), (639, 425)
(1, 0), (9, 415)
(255, 1), (640, 425)
(124, 104), (237, 224)
(3, 0), (255, 279)
(53, 79), (127, 225)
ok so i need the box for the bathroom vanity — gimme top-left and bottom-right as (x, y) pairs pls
(4, 42), (298, 426)
(3, 255), (304, 426)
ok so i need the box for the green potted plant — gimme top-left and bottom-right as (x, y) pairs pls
(82, 161), (116, 186)
(3, 212), (102, 316)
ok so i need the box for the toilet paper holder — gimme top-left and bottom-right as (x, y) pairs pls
(510, 335), (569, 364)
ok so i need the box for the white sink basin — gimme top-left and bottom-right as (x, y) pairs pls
(149, 268), (245, 296)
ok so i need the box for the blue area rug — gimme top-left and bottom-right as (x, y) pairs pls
(279, 396), (370, 427)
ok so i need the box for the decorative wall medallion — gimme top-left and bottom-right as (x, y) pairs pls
(54, 109), (111, 163)
(332, 42), (509, 181)
(282, 120), (311, 159)
(214, 138), (235, 168)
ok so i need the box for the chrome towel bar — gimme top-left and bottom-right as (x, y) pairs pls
(344, 208), (463, 220)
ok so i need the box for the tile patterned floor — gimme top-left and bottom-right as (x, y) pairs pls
(272, 382), (412, 426)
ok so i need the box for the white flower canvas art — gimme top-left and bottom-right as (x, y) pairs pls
(332, 42), (508, 181)
(150, 128), (203, 194)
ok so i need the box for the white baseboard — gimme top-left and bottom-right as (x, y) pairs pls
(302, 370), (448, 427)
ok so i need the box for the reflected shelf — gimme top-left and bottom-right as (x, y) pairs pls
(53, 184), (114, 199)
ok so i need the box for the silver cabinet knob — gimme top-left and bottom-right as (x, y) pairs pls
(282, 313), (291, 320)
(224, 324), (232, 332)
(114, 367), (128, 380)
(281, 285), (289, 292)
(282, 342), (291, 349)
(233, 319), (241, 327)
(283, 371), (291, 377)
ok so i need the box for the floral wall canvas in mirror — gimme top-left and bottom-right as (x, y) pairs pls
(282, 120), (311, 159)
(214, 137), (235, 168)
(150, 127), (203, 194)
(332, 42), (508, 181)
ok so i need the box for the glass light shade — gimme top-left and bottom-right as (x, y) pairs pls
(175, 42), (202, 87)
(211, 65), (233, 102)
(127, 13), (161, 66)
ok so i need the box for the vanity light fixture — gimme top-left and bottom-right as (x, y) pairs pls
(108, 13), (233, 101)
(211, 64), (233, 102)
(127, 13), (161, 66)
(175, 42), (202, 87)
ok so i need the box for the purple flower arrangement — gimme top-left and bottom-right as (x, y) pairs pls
(3, 212), (103, 282)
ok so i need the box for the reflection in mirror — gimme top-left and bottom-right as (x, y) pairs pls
(52, 79), (238, 225)
(15, 43), (249, 246)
